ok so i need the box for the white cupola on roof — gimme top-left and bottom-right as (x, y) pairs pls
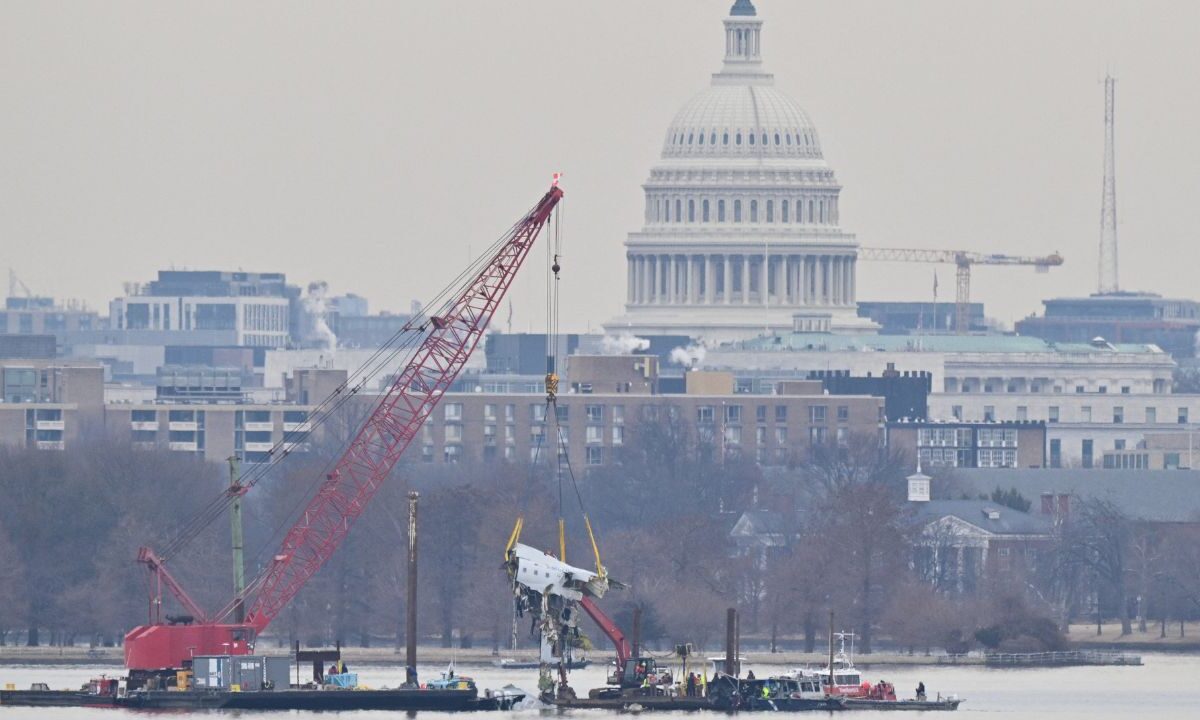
(907, 459), (931, 503)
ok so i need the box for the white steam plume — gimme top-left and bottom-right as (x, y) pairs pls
(670, 344), (707, 367)
(303, 281), (337, 352)
(600, 332), (650, 355)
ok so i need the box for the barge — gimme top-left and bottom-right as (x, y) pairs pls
(2, 683), (524, 711)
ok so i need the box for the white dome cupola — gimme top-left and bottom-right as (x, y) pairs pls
(722, 0), (765, 73)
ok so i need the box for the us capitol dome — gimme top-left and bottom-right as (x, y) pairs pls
(607, 0), (877, 342)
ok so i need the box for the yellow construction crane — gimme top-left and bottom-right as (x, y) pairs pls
(857, 248), (1064, 334)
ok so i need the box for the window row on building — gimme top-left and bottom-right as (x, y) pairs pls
(665, 127), (820, 153)
(949, 402), (1195, 425)
(424, 394), (883, 469)
(646, 194), (839, 226)
(441, 400), (860, 426)
(946, 378), (1169, 395)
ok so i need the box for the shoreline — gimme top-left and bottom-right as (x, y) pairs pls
(0, 645), (1187, 668)
(4, 622), (1195, 667)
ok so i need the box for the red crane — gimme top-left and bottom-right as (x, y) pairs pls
(125, 184), (564, 676)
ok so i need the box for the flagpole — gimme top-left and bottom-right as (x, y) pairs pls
(932, 270), (939, 334)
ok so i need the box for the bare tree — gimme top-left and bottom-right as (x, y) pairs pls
(0, 521), (27, 645)
(1055, 498), (1134, 635)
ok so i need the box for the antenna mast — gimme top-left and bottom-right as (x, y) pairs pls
(1098, 75), (1119, 294)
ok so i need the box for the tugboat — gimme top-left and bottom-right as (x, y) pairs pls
(815, 632), (868, 697)
(811, 622), (962, 712)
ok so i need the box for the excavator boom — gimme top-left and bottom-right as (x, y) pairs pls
(579, 596), (631, 669)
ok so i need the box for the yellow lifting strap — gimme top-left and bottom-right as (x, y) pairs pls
(583, 514), (604, 578)
(504, 516), (524, 561)
(558, 518), (567, 563)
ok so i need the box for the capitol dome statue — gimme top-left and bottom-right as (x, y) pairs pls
(607, 0), (877, 342)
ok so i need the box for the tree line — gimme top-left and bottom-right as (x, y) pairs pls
(2, 410), (1199, 654)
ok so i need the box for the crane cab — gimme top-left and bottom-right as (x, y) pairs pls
(610, 657), (666, 690)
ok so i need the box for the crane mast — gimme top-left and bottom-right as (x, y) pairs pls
(125, 184), (563, 675)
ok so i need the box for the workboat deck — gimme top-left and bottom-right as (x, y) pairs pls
(0, 689), (119, 708)
(554, 695), (717, 711)
(844, 697), (963, 711)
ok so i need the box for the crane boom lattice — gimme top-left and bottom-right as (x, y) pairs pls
(124, 185), (563, 674)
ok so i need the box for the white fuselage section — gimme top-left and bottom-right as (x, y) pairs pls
(509, 543), (598, 602)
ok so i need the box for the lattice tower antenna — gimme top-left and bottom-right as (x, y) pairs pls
(1098, 75), (1119, 294)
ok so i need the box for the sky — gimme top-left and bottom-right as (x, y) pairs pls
(3, 1), (1199, 332)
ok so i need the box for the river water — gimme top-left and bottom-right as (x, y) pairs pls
(2, 653), (1197, 719)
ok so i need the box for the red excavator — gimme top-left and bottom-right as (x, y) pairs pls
(124, 184), (563, 686)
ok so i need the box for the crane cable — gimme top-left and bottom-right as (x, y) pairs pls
(506, 200), (605, 580)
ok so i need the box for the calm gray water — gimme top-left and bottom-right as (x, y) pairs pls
(2, 654), (1197, 719)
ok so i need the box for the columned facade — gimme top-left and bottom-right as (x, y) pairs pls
(623, 251), (857, 308)
(606, 0), (877, 342)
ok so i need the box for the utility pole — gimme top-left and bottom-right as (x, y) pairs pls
(405, 491), (419, 687)
(228, 457), (245, 624)
(1098, 74), (1119, 294)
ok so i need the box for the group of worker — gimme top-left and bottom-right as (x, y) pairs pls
(634, 664), (709, 698)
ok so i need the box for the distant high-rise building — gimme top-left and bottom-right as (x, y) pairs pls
(110, 270), (297, 348)
(1, 296), (100, 343)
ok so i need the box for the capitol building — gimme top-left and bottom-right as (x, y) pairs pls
(607, 0), (877, 342)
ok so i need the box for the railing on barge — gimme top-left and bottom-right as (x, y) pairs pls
(984, 650), (1142, 667)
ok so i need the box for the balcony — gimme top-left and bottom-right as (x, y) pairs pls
(35, 440), (65, 450)
(132, 441), (157, 450)
(168, 441), (199, 452)
(282, 441), (310, 454)
(168, 421), (198, 431)
(35, 420), (65, 431)
(244, 441), (275, 452)
(244, 421), (274, 432)
(282, 421), (311, 433)
(131, 421), (159, 431)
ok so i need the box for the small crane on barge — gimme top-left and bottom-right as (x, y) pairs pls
(123, 183), (564, 686)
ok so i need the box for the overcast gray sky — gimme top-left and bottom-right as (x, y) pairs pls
(3, 1), (1198, 331)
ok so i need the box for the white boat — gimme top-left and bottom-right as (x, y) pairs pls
(811, 632), (868, 697)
